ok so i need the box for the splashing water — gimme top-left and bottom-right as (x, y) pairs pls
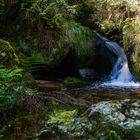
(96, 33), (140, 88)
(111, 62), (133, 82)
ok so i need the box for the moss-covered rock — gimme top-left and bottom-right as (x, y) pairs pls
(0, 0), (95, 72)
(123, 19), (140, 79)
(89, 99), (140, 128)
(37, 109), (93, 139)
(0, 39), (19, 68)
(1, 0), (140, 80)
(64, 77), (86, 88)
(46, 20), (95, 68)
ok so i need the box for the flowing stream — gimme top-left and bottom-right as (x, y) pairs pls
(95, 33), (140, 88)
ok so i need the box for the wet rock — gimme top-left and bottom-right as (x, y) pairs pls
(89, 99), (140, 128)
(79, 68), (99, 81)
(40, 110), (93, 139)
(36, 80), (64, 92)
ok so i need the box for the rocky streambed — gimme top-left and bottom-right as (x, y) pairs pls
(0, 80), (140, 140)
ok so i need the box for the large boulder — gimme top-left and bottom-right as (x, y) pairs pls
(89, 99), (140, 128)
(24, 20), (97, 80)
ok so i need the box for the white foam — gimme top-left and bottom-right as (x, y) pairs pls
(101, 81), (140, 88)
(110, 62), (134, 83)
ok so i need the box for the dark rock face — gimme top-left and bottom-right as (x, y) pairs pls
(94, 33), (117, 77)
(57, 33), (118, 81)
(58, 51), (81, 78)
(30, 33), (119, 81)
(79, 68), (99, 81)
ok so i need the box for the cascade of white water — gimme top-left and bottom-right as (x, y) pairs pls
(111, 61), (133, 82)
(96, 33), (140, 87)
(105, 40), (134, 83)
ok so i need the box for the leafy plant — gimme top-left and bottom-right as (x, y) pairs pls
(25, 88), (38, 95)
(104, 130), (121, 140)
(23, 52), (45, 73)
(50, 99), (59, 108)
(0, 65), (23, 111)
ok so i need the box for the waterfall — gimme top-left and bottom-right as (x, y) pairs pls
(105, 41), (134, 82)
(96, 33), (140, 87)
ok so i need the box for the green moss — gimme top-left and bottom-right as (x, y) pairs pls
(46, 20), (95, 69)
(64, 77), (86, 88)
(64, 20), (95, 55)
(49, 109), (77, 124)
(122, 19), (140, 79)
(0, 39), (19, 68)
(34, 109), (94, 139)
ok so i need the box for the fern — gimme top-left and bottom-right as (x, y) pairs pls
(0, 65), (23, 111)
(22, 52), (46, 73)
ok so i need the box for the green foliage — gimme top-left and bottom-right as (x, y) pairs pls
(50, 99), (59, 108)
(104, 130), (121, 140)
(0, 0), (95, 70)
(26, 52), (45, 64)
(0, 1), (140, 139)
(64, 20), (95, 55)
(39, 2), (65, 30)
(0, 65), (23, 111)
(124, 125), (140, 140)
(64, 77), (86, 88)
(25, 88), (38, 95)
(23, 52), (45, 72)
(76, 0), (139, 34)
